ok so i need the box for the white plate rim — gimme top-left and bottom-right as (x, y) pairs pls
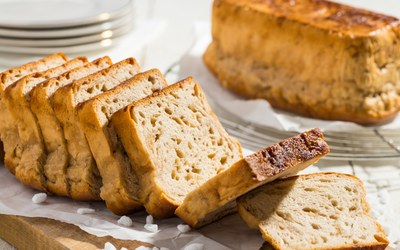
(0, 0), (132, 29)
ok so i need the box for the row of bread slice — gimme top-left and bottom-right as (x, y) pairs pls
(0, 53), (243, 216)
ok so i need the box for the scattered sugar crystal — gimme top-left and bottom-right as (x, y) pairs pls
(104, 242), (116, 250)
(32, 193), (47, 204)
(144, 223), (159, 233)
(177, 224), (191, 233)
(146, 215), (154, 224)
(77, 208), (95, 214)
(182, 243), (204, 250)
(117, 216), (133, 227)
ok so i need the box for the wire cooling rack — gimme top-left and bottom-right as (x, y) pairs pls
(165, 64), (400, 161)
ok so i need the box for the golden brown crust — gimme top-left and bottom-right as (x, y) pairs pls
(78, 69), (167, 214)
(30, 57), (112, 197)
(4, 57), (86, 192)
(203, 42), (400, 125)
(218, 0), (400, 37)
(53, 58), (139, 201)
(0, 53), (67, 92)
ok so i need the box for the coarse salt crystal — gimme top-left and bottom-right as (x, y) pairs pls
(144, 223), (159, 233)
(117, 215), (133, 227)
(177, 224), (191, 233)
(77, 208), (95, 214)
(182, 243), (204, 250)
(104, 242), (116, 250)
(146, 215), (154, 224)
(32, 193), (47, 204)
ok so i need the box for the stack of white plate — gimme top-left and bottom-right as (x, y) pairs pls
(0, 0), (133, 54)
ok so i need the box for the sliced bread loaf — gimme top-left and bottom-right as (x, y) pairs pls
(237, 173), (389, 250)
(30, 57), (112, 196)
(175, 128), (330, 228)
(0, 53), (67, 174)
(112, 77), (242, 218)
(53, 58), (140, 200)
(78, 69), (167, 214)
(4, 57), (87, 191)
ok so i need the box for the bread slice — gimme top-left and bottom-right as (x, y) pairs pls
(4, 57), (87, 191)
(78, 69), (168, 214)
(237, 173), (389, 250)
(112, 77), (242, 218)
(53, 58), (140, 200)
(205, 0), (400, 124)
(30, 57), (112, 196)
(0, 53), (67, 174)
(175, 128), (330, 228)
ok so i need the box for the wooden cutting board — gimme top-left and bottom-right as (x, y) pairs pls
(0, 214), (149, 250)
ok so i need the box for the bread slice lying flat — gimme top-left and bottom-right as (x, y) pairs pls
(0, 53), (67, 174)
(175, 128), (329, 228)
(78, 69), (167, 214)
(237, 173), (389, 250)
(31, 57), (112, 196)
(53, 58), (140, 200)
(112, 77), (242, 218)
(4, 57), (87, 191)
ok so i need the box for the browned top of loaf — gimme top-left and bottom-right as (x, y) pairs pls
(218, 0), (400, 37)
(245, 128), (329, 181)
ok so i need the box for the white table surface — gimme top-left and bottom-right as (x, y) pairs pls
(0, 0), (399, 249)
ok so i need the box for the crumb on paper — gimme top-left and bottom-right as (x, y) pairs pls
(146, 215), (153, 224)
(117, 215), (133, 227)
(77, 208), (95, 215)
(32, 193), (47, 204)
(103, 242), (117, 250)
(182, 243), (204, 250)
(144, 223), (159, 233)
(177, 224), (191, 233)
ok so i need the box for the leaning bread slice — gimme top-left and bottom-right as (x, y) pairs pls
(5, 57), (87, 191)
(237, 173), (389, 250)
(112, 78), (242, 218)
(0, 53), (67, 173)
(53, 58), (140, 200)
(78, 69), (167, 214)
(31, 57), (112, 196)
(175, 128), (329, 228)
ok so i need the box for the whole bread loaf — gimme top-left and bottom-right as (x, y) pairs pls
(237, 173), (389, 250)
(30, 57), (112, 196)
(205, 0), (400, 124)
(112, 78), (242, 218)
(175, 128), (329, 228)
(78, 69), (167, 214)
(53, 58), (140, 200)
(0, 53), (68, 174)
